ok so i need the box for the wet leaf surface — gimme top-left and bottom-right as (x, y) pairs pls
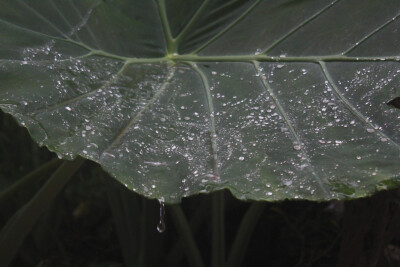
(0, 0), (399, 203)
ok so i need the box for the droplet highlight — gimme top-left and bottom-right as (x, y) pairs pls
(157, 201), (166, 233)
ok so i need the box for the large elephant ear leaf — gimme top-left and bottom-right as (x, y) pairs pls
(0, 0), (399, 203)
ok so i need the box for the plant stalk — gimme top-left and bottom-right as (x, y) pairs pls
(0, 157), (85, 267)
(167, 198), (210, 264)
(0, 158), (62, 205)
(227, 202), (267, 267)
(169, 205), (205, 267)
(212, 191), (225, 267)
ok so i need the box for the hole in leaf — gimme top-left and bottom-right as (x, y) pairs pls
(387, 97), (400, 109)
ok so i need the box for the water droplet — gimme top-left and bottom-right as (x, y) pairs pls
(293, 145), (301, 151)
(85, 125), (92, 131)
(144, 161), (167, 167)
(65, 106), (72, 111)
(283, 180), (292, 186)
(157, 201), (166, 233)
(366, 128), (375, 133)
(380, 137), (388, 142)
(239, 156), (244, 161)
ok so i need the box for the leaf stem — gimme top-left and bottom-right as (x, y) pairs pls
(212, 191), (225, 267)
(168, 205), (205, 267)
(0, 157), (85, 267)
(0, 158), (62, 205)
(167, 198), (210, 264)
(155, 0), (176, 54)
(227, 202), (267, 267)
(104, 177), (141, 266)
(137, 198), (148, 266)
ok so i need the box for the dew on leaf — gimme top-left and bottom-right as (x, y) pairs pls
(144, 161), (167, 167)
(293, 145), (301, 151)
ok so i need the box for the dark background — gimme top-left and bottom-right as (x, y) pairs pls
(1, 110), (400, 267)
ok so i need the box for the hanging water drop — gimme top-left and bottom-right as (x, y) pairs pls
(157, 201), (166, 233)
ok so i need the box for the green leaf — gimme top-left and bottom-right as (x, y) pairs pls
(0, 0), (399, 203)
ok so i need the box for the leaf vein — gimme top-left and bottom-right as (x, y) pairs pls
(155, 0), (175, 53)
(253, 61), (329, 196)
(29, 61), (129, 116)
(263, 0), (341, 54)
(17, 0), (68, 38)
(68, 0), (102, 48)
(175, 0), (210, 41)
(193, 0), (262, 54)
(189, 63), (219, 176)
(343, 12), (400, 55)
(101, 66), (176, 154)
(319, 61), (400, 150)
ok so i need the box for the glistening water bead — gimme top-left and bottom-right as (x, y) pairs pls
(157, 201), (166, 233)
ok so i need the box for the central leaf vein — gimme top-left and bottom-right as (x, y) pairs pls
(155, 0), (175, 54)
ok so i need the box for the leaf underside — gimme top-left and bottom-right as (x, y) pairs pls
(0, 0), (399, 203)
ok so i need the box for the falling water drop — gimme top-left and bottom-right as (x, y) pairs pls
(157, 201), (166, 233)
